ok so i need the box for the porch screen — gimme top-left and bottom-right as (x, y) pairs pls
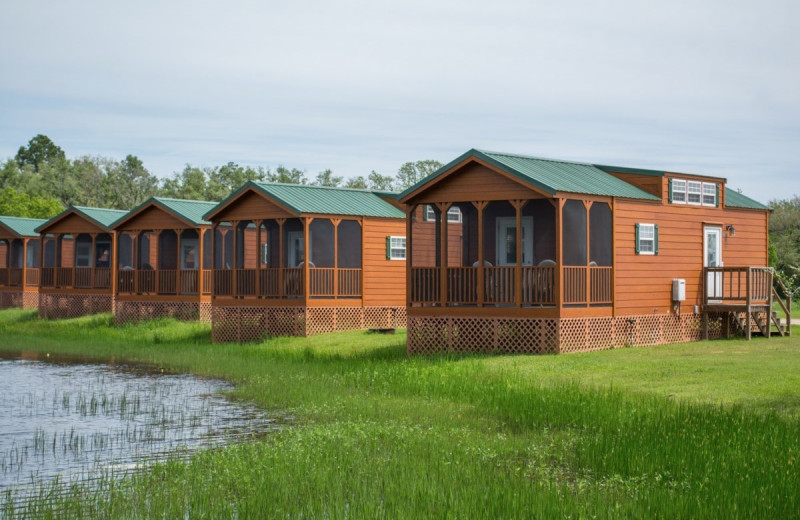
(338, 220), (361, 268)
(310, 220), (334, 268)
(589, 203), (612, 266)
(562, 200), (587, 266)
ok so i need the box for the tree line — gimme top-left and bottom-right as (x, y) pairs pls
(0, 134), (442, 218)
(2, 134), (797, 293)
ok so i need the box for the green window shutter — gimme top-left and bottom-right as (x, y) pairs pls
(668, 179), (673, 203)
(715, 184), (720, 207)
(635, 223), (640, 254)
(386, 236), (391, 260)
(654, 225), (659, 255)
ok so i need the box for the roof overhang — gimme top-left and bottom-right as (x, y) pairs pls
(111, 198), (197, 230)
(202, 182), (300, 222)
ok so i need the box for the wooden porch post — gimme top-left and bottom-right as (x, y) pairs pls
(745, 268), (752, 340)
(437, 203), (451, 307)
(176, 229), (182, 296)
(111, 232), (117, 297)
(255, 219), (262, 298)
(405, 209), (412, 306)
(584, 200), (593, 307)
(554, 199), (565, 310)
(197, 228), (205, 295)
(277, 219), (285, 298)
(211, 224), (218, 297)
(38, 234), (44, 289)
(512, 200), (524, 308)
(303, 218), (311, 302)
(133, 232), (139, 293)
(90, 233), (97, 288)
(232, 221), (239, 298)
(473, 201), (487, 306)
(332, 218), (340, 299)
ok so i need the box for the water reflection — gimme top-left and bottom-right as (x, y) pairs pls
(0, 357), (275, 500)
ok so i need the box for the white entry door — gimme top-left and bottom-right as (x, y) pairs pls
(704, 226), (723, 300)
(496, 217), (534, 266)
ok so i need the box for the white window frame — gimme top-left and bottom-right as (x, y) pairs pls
(424, 205), (462, 223)
(637, 223), (656, 255)
(687, 181), (702, 205)
(671, 179), (686, 204)
(702, 182), (716, 206)
(387, 236), (406, 260)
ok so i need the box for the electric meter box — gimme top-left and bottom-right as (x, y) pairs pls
(672, 279), (686, 301)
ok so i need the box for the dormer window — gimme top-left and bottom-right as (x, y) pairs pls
(670, 179), (718, 207)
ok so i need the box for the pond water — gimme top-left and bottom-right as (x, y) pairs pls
(0, 356), (276, 502)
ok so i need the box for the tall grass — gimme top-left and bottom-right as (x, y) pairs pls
(1, 309), (799, 518)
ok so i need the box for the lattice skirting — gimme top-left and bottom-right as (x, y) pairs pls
(0, 291), (22, 309)
(115, 301), (212, 324)
(408, 313), (721, 355)
(39, 293), (114, 320)
(212, 305), (407, 343)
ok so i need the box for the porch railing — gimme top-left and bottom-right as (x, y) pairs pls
(704, 267), (772, 305)
(25, 268), (40, 287)
(212, 267), (360, 299)
(0, 268), (24, 287)
(118, 269), (212, 295)
(0, 268), (7, 286)
(39, 267), (111, 290)
(411, 265), (610, 307)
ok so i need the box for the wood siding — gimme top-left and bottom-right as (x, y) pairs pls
(362, 217), (406, 307)
(605, 171), (664, 198)
(410, 163), (543, 204)
(119, 206), (187, 230)
(614, 199), (768, 315)
(40, 213), (105, 235)
(213, 189), (294, 221)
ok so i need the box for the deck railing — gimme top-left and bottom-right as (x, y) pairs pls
(25, 268), (39, 287)
(704, 267), (772, 305)
(0, 268), (25, 287)
(117, 269), (211, 295)
(39, 267), (111, 290)
(411, 265), (609, 307)
(0, 268), (7, 286)
(212, 267), (360, 299)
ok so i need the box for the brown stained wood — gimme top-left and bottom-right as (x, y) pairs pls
(212, 189), (294, 221)
(604, 171), (664, 198)
(411, 163), (544, 204)
(39, 212), (107, 235)
(115, 205), (188, 231)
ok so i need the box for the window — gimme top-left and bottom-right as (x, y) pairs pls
(424, 205), (462, 223)
(635, 223), (658, 255)
(702, 183), (716, 206)
(687, 181), (702, 205)
(671, 179), (686, 203)
(386, 236), (406, 260)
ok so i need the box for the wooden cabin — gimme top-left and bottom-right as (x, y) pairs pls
(398, 149), (778, 355)
(0, 216), (47, 309)
(111, 197), (219, 323)
(35, 206), (128, 319)
(203, 182), (407, 341)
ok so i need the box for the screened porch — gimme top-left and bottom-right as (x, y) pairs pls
(116, 229), (212, 296)
(211, 217), (363, 299)
(408, 199), (614, 308)
(0, 238), (40, 288)
(40, 233), (113, 290)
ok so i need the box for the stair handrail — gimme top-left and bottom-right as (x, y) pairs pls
(771, 268), (792, 336)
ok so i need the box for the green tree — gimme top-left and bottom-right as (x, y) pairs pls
(367, 170), (396, 191)
(395, 159), (443, 189)
(37, 157), (79, 207)
(71, 156), (111, 207)
(344, 176), (368, 189)
(106, 155), (159, 209)
(206, 163), (268, 201)
(15, 134), (66, 173)
(0, 187), (62, 218)
(161, 165), (210, 201)
(769, 195), (800, 292)
(0, 159), (23, 189)
(266, 166), (307, 185)
(312, 169), (343, 187)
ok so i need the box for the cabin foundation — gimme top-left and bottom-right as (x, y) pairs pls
(115, 300), (212, 324)
(407, 313), (723, 355)
(38, 293), (114, 320)
(212, 305), (406, 342)
(1, 290), (39, 309)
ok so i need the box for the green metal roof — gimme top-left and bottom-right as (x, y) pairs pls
(113, 197), (219, 228)
(399, 149), (661, 201)
(0, 216), (48, 237)
(725, 188), (768, 210)
(206, 182), (405, 220)
(35, 206), (129, 233)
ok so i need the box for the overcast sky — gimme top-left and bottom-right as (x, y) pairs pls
(1, 0), (798, 203)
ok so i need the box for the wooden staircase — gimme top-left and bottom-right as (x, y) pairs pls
(703, 267), (791, 340)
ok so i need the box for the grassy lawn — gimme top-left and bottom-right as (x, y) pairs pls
(1, 309), (799, 518)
